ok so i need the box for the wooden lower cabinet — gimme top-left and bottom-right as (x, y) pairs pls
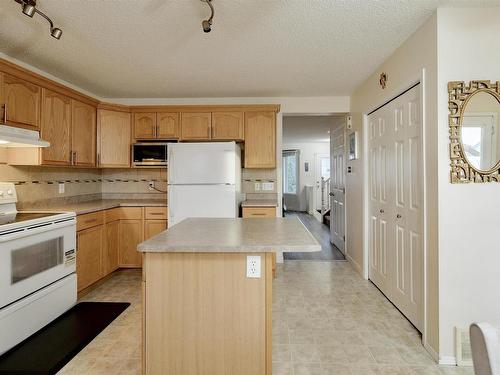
(119, 219), (144, 267)
(242, 207), (276, 218)
(144, 219), (167, 239)
(77, 206), (168, 291)
(103, 220), (120, 275)
(143, 252), (273, 375)
(76, 225), (103, 292)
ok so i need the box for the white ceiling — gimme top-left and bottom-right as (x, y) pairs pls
(0, 0), (498, 98)
(283, 115), (335, 144)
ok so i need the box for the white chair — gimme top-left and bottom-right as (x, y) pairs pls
(471, 323), (500, 375)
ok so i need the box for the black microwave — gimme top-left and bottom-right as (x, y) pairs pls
(132, 142), (172, 167)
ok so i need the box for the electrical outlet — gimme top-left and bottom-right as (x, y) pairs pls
(262, 182), (274, 191)
(254, 182), (261, 191)
(148, 182), (154, 191)
(58, 182), (65, 194)
(246, 255), (261, 278)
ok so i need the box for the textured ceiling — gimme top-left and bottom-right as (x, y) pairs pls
(0, 0), (498, 98)
(283, 116), (334, 143)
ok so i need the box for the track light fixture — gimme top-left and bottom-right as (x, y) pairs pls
(201, 0), (214, 33)
(16, 0), (63, 40)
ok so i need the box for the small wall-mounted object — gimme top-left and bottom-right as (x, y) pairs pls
(304, 162), (309, 172)
(379, 73), (388, 89)
(347, 166), (352, 173)
(346, 116), (352, 130)
(448, 80), (500, 183)
(348, 131), (359, 160)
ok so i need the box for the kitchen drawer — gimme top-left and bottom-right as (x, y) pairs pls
(104, 207), (121, 223)
(242, 207), (276, 218)
(144, 207), (168, 220)
(77, 211), (104, 231)
(116, 207), (143, 220)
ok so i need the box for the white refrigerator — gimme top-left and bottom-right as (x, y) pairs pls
(168, 142), (241, 227)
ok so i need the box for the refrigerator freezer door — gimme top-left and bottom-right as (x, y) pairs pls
(168, 184), (238, 227)
(169, 142), (236, 185)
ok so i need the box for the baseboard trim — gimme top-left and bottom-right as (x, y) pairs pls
(346, 254), (363, 277)
(423, 341), (440, 363)
(439, 356), (457, 366)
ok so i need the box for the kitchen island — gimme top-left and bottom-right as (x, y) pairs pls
(137, 217), (320, 375)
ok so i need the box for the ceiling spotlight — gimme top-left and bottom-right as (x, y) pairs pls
(16, 0), (63, 40)
(21, 3), (36, 17)
(50, 27), (62, 40)
(201, 0), (214, 33)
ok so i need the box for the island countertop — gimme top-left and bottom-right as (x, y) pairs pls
(137, 217), (321, 253)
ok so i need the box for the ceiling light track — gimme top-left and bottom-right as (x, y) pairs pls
(201, 0), (214, 33)
(16, 0), (62, 40)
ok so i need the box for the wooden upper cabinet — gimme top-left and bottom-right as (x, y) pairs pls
(2, 73), (41, 129)
(157, 112), (179, 139)
(211, 112), (244, 141)
(134, 112), (157, 140)
(97, 109), (131, 168)
(71, 100), (96, 167)
(181, 112), (211, 140)
(41, 89), (72, 166)
(244, 111), (276, 169)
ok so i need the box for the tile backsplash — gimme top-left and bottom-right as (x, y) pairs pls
(241, 168), (278, 202)
(0, 165), (166, 205)
(0, 165), (276, 205)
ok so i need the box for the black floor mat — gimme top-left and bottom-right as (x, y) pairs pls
(0, 301), (130, 374)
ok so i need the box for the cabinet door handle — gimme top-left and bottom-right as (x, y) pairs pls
(396, 214), (402, 219)
(97, 153), (101, 166)
(74, 151), (77, 165)
(379, 209), (385, 214)
(3, 104), (6, 123)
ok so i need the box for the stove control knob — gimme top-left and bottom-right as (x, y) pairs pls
(7, 189), (13, 196)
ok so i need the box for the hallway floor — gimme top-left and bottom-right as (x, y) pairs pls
(59, 264), (473, 375)
(284, 211), (345, 261)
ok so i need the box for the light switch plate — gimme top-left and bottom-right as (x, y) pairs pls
(58, 183), (65, 194)
(246, 255), (261, 278)
(262, 182), (274, 191)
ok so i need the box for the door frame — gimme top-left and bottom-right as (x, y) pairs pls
(361, 69), (429, 353)
(314, 152), (330, 212)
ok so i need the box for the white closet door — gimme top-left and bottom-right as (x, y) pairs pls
(368, 84), (423, 331)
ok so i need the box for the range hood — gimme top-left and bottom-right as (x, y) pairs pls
(0, 125), (49, 148)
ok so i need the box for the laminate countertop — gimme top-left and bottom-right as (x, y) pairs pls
(137, 217), (321, 253)
(21, 199), (167, 215)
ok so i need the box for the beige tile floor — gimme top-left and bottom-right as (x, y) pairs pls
(58, 262), (474, 375)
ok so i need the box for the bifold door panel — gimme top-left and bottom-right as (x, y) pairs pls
(367, 85), (423, 331)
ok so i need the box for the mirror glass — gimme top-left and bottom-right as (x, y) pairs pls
(461, 91), (500, 171)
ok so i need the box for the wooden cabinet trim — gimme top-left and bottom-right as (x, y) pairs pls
(77, 211), (104, 231)
(180, 112), (212, 140)
(144, 207), (167, 220)
(242, 207), (276, 218)
(211, 111), (244, 141)
(71, 99), (96, 167)
(133, 112), (157, 140)
(0, 58), (98, 107)
(2, 73), (41, 130)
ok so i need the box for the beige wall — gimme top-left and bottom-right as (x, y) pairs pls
(349, 14), (439, 357)
(436, 7), (500, 362)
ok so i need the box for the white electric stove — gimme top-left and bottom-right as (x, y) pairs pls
(0, 182), (77, 355)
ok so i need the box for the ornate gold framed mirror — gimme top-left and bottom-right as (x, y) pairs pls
(448, 81), (500, 183)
